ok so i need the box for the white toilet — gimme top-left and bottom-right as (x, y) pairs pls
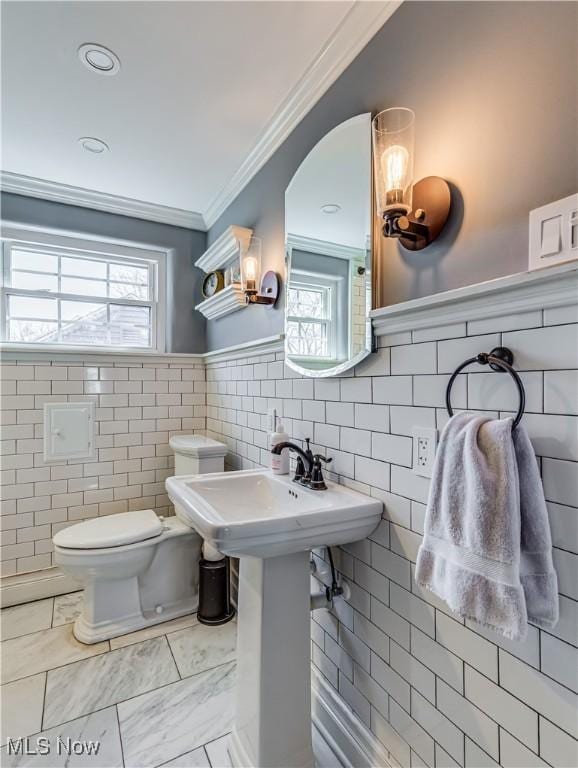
(53, 435), (228, 644)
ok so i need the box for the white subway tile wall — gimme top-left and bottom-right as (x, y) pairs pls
(1, 304), (577, 768)
(203, 312), (577, 768)
(0, 357), (206, 576)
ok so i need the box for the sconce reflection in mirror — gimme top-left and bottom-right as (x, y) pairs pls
(372, 108), (451, 251)
(241, 236), (280, 307)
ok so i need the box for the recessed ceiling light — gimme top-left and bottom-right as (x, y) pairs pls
(78, 43), (121, 75)
(320, 204), (341, 214)
(78, 137), (110, 154)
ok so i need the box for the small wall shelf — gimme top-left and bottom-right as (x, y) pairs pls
(195, 225), (253, 273)
(195, 284), (246, 320)
(194, 225), (253, 320)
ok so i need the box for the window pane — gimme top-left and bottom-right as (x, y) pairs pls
(61, 301), (106, 322)
(60, 323), (109, 346)
(110, 304), (150, 326)
(110, 324), (150, 347)
(287, 320), (328, 357)
(61, 276), (108, 297)
(61, 256), (107, 279)
(287, 286), (326, 319)
(109, 282), (149, 300)
(8, 319), (58, 343)
(11, 250), (57, 273)
(8, 295), (58, 320)
(5, 244), (156, 350)
(12, 272), (58, 292)
(109, 263), (148, 285)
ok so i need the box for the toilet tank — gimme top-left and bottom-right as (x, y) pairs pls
(169, 434), (228, 475)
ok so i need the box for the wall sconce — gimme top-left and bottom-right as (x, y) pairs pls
(241, 236), (280, 307)
(372, 108), (451, 251)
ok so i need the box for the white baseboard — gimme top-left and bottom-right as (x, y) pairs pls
(0, 566), (82, 607)
(312, 668), (391, 768)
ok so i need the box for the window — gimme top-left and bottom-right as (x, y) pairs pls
(1, 229), (166, 351)
(286, 276), (335, 358)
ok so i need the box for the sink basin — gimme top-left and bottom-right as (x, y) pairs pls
(166, 467), (382, 768)
(166, 468), (382, 558)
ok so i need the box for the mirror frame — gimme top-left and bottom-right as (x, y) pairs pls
(284, 113), (374, 378)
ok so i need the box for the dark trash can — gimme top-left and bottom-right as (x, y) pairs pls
(197, 556), (235, 625)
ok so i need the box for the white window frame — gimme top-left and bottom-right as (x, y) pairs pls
(0, 224), (167, 353)
(286, 270), (338, 362)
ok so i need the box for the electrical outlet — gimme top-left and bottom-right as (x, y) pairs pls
(412, 427), (438, 478)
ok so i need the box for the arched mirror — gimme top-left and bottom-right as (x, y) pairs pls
(284, 113), (373, 377)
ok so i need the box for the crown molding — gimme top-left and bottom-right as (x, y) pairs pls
(203, 0), (402, 228)
(287, 233), (366, 261)
(1, 172), (206, 231)
(371, 261), (578, 336)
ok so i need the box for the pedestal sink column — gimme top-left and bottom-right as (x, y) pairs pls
(229, 550), (315, 768)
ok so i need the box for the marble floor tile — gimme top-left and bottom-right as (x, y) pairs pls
(119, 660), (236, 768)
(110, 611), (198, 651)
(0, 707), (122, 768)
(0, 674), (46, 747)
(1, 599), (53, 641)
(0, 625), (109, 685)
(204, 735), (232, 768)
(167, 621), (237, 678)
(52, 592), (83, 628)
(157, 746), (211, 767)
(44, 636), (179, 729)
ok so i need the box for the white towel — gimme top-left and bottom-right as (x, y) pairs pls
(415, 412), (558, 640)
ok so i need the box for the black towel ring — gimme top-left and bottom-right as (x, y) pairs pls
(445, 346), (526, 429)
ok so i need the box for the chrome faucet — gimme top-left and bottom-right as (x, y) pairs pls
(271, 438), (332, 490)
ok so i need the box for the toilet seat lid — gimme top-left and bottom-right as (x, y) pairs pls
(54, 509), (163, 550)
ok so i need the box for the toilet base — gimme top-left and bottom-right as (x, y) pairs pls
(73, 595), (199, 644)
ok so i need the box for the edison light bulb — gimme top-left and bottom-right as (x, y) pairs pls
(381, 144), (409, 207)
(244, 256), (258, 292)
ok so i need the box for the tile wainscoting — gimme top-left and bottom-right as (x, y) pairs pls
(0, 353), (205, 577)
(202, 266), (578, 768)
(1, 263), (577, 768)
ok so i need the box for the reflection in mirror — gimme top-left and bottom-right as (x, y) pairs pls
(285, 113), (372, 377)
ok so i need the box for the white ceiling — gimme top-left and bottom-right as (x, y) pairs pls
(0, 1), (396, 228)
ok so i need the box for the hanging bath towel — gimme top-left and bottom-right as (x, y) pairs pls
(415, 412), (558, 640)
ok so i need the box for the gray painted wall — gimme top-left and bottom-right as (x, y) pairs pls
(206, 1), (578, 352)
(1, 193), (207, 353)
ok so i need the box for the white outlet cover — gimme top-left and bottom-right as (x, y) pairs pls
(412, 427), (438, 478)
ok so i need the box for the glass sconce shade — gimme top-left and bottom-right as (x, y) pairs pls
(372, 108), (415, 214)
(241, 236), (262, 295)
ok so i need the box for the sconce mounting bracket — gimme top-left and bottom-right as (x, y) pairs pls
(382, 176), (451, 251)
(246, 270), (280, 308)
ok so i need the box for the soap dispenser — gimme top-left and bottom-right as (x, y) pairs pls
(270, 421), (289, 475)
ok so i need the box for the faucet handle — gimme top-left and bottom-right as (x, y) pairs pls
(309, 454), (332, 491)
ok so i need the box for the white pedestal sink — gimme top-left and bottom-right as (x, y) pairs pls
(167, 469), (382, 768)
